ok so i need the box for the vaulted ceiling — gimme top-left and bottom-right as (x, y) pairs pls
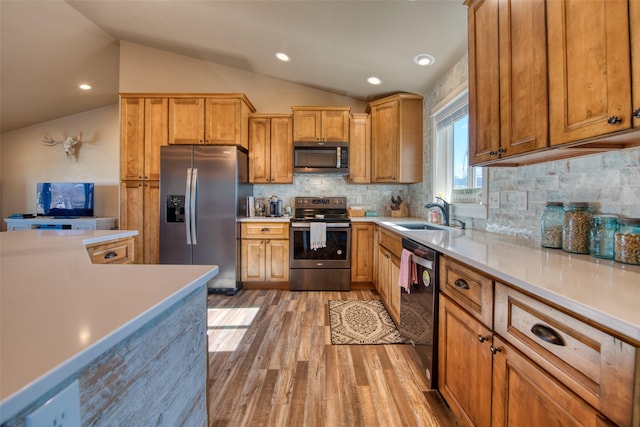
(0, 0), (467, 133)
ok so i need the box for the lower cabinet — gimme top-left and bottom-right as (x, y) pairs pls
(120, 180), (159, 264)
(241, 222), (289, 284)
(351, 223), (374, 283)
(438, 256), (638, 427)
(376, 227), (402, 324)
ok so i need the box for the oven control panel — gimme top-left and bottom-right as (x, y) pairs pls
(294, 197), (346, 209)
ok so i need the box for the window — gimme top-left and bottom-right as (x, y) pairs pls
(432, 87), (487, 218)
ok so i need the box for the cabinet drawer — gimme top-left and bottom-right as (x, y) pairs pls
(440, 256), (493, 328)
(378, 227), (402, 258)
(242, 222), (289, 239)
(494, 282), (638, 427)
(86, 238), (134, 264)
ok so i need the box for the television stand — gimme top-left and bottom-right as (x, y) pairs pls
(4, 217), (116, 231)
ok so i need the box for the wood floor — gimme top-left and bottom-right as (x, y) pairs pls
(206, 289), (458, 427)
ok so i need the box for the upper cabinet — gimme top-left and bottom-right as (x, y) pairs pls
(547, 0), (631, 145)
(291, 107), (350, 142)
(369, 93), (423, 183)
(467, 0), (640, 167)
(633, 0), (640, 129)
(120, 97), (168, 181)
(248, 114), (293, 184)
(348, 113), (371, 184)
(168, 94), (255, 149)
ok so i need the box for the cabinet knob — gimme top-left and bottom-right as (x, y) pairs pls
(498, 147), (506, 154)
(477, 335), (489, 343)
(633, 108), (640, 119)
(607, 115), (623, 125)
(489, 345), (502, 355)
(489, 151), (497, 156)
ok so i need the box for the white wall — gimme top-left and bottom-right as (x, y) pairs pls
(1, 105), (120, 228)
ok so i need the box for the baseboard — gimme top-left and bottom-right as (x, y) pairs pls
(242, 282), (290, 290)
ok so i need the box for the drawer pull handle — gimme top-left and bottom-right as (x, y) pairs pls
(261, 228), (270, 232)
(478, 335), (489, 343)
(454, 278), (469, 290)
(104, 251), (118, 259)
(531, 324), (565, 346)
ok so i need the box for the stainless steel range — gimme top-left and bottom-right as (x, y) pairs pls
(289, 197), (351, 291)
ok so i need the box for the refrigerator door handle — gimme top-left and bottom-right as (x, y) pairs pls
(190, 168), (198, 244)
(185, 167), (193, 245)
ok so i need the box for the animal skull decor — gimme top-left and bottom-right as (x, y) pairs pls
(43, 132), (82, 160)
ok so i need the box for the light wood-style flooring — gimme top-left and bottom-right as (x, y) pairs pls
(206, 289), (457, 427)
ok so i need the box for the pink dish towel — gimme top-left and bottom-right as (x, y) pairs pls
(399, 249), (413, 294)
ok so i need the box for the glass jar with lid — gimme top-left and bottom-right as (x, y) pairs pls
(540, 202), (564, 248)
(614, 218), (640, 265)
(589, 214), (617, 259)
(562, 202), (591, 254)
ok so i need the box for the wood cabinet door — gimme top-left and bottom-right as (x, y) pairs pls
(144, 98), (168, 181)
(169, 98), (205, 144)
(120, 98), (145, 181)
(241, 240), (266, 281)
(120, 181), (145, 264)
(498, 0), (548, 158)
(438, 294), (493, 427)
(376, 245), (391, 302)
(248, 117), (271, 183)
(321, 110), (349, 142)
(547, 0), (632, 145)
(266, 239), (289, 282)
(348, 114), (371, 184)
(371, 101), (399, 182)
(468, 0), (501, 165)
(269, 116), (293, 183)
(205, 98), (241, 146)
(388, 254), (401, 325)
(631, 0), (640, 129)
(293, 110), (322, 141)
(143, 180), (160, 264)
(351, 223), (374, 283)
(492, 336), (609, 427)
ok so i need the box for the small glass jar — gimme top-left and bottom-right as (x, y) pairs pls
(540, 202), (564, 248)
(614, 218), (640, 265)
(562, 202), (592, 254)
(589, 214), (617, 259)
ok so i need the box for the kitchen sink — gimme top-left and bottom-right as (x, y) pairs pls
(394, 223), (442, 231)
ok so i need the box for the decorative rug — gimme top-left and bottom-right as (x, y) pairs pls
(328, 300), (405, 345)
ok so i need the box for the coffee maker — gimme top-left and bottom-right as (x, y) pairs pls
(269, 195), (283, 217)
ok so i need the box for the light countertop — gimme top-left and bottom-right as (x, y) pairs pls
(0, 229), (218, 422)
(353, 217), (640, 345)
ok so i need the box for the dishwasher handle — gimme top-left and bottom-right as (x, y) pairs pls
(410, 254), (433, 270)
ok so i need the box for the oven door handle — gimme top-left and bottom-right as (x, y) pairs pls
(291, 222), (351, 228)
(410, 255), (433, 270)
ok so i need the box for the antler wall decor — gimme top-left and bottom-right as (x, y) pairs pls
(43, 132), (82, 160)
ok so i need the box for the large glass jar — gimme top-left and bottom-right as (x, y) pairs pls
(589, 214), (617, 259)
(614, 218), (640, 265)
(540, 202), (564, 248)
(562, 202), (591, 254)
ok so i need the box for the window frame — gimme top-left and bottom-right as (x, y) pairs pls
(431, 83), (488, 220)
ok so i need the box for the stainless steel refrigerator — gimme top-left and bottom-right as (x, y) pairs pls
(159, 145), (252, 295)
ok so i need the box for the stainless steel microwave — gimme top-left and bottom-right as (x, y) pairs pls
(293, 141), (349, 174)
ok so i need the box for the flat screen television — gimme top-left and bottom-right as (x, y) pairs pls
(36, 182), (95, 217)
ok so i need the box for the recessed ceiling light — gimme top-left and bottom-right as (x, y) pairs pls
(367, 77), (381, 85)
(414, 54), (435, 66)
(79, 83), (92, 90)
(275, 52), (291, 62)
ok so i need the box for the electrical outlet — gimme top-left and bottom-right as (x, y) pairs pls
(26, 380), (81, 427)
(517, 191), (528, 211)
(489, 191), (500, 209)
(356, 195), (363, 203)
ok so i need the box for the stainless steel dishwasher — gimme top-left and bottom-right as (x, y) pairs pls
(399, 237), (440, 389)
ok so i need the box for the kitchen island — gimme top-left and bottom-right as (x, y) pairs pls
(0, 229), (218, 425)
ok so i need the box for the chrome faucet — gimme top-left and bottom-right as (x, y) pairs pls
(425, 196), (449, 227)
